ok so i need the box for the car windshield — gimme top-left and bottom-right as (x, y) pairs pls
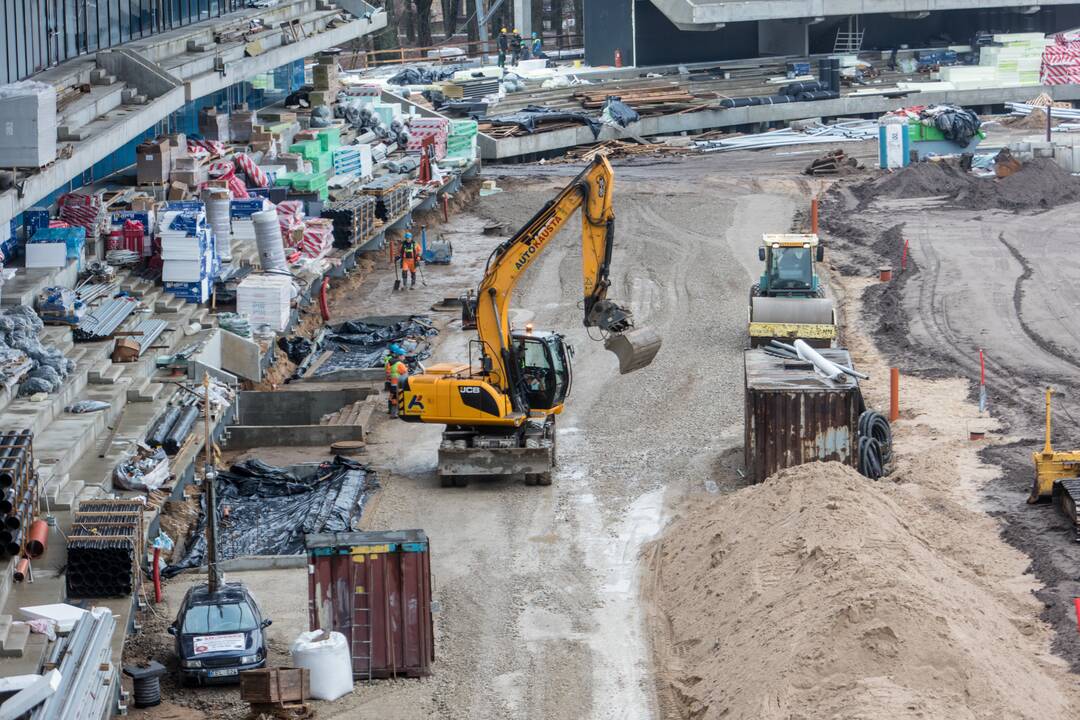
(181, 602), (257, 634)
(768, 247), (812, 290)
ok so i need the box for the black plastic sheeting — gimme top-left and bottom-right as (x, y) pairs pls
(602, 97), (640, 127)
(302, 316), (436, 377)
(278, 336), (314, 365)
(486, 105), (602, 139)
(928, 106), (982, 145)
(387, 66), (460, 86)
(163, 457), (377, 577)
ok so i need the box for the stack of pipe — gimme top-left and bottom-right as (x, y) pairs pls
(30, 607), (117, 720)
(74, 297), (139, 342)
(67, 509), (141, 598)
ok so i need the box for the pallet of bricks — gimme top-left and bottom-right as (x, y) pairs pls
(361, 176), (411, 222)
(66, 499), (145, 598)
(322, 196), (377, 248)
(407, 117), (449, 159)
(0, 430), (39, 564)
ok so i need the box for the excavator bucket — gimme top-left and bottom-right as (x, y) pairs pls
(605, 328), (662, 374)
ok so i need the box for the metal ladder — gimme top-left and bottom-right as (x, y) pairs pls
(833, 17), (864, 53)
(350, 556), (374, 682)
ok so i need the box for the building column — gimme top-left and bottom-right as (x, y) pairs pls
(513, 0), (532, 37)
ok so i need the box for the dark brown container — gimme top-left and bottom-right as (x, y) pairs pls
(240, 667), (310, 704)
(306, 529), (434, 679)
(744, 348), (863, 483)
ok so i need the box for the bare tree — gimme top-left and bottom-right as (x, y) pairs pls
(442, 0), (461, 37)
(465, 0), (479, 42)
(416, 0), (435, 47)
(404, 0), (417, 42)
(373, 0), (402, 51)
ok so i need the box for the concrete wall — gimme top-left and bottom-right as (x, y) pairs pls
(226, 424), (364, 449)
(634, 1), (758, 66)
(759, 19), (810, 57)
(648, 0), (1080, 25)
(585, 0), (636, 67)
(237, 388), (375, 426)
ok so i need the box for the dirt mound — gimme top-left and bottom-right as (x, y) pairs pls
(853, 158), (1080, 211)
(1005, 108), (1065, 130)
(651, 462), (1074, 720)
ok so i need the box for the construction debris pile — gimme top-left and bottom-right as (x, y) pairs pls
(852, 156), (1080, 211)
(652, 462), (1076, 720)
(163, 457), (377, 576)
(0, 306), (74, 396)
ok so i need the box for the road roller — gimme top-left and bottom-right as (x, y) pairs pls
(748, 233), (837, 348)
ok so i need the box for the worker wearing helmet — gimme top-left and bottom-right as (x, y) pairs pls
(387, 351), (409, 417)
(531, 32), (545, 60)
(398, 232), (420, 290)
(497, 28), (509, 68)
(511, 29), (523, 66)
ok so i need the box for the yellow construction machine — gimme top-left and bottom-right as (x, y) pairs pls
(399, 156), (662, 487)
(748, 233), (837, 347)
(1030, 388), (1080, 523)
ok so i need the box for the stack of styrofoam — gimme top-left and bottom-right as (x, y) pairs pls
(1042, 31), (1080, 85)
(447, 119), (478, 161)
(0, 81), (57, 167)
(944, 32), (1049, 88)
(371, 101), (403, 127)
(332, 145), (374, 179)
(159, 206), (215, 301)
(237, 274), (293, 332)
(407, 117), (449, 159)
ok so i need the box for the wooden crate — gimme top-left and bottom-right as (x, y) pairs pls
(240, 668), (311, 705)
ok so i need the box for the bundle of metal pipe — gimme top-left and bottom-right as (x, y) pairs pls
(163, 406), (201, 455)
(75, 282), (120, 305)
(1005, 102), (1080, 121)
(0, 429), (31, 488)
(695, 120), (878, 153)
(30, 607), (117, 720)
(131, 319), (168, 356)
(74, 297), (139, 342)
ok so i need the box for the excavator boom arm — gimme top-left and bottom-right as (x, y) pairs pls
(475, 156), (660, 400)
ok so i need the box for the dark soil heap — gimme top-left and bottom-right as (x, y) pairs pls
(852, 158), (1080, 211)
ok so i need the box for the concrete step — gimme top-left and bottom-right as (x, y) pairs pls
(0, 622), (29, 658)
(59, 81), (126, 130)
(34, 410), (112, 481)
(126, 377), (165, 403)
(0, 615), (11, 647)
(76, 484), (106, 506)
(154, 295), (185, 314)
(88, 362), (125, 385)
(58, 126), (90, 141)
(50, 479), (86, 511)
(186, 40), (218, 53)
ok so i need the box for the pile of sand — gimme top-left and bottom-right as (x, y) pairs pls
(853, 158), (1080, 211)
(651, 462), (1074, 720)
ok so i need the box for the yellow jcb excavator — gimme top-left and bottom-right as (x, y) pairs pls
(398, 156), (662, 487)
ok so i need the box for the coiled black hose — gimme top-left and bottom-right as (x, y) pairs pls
(858, 410), (893, 479)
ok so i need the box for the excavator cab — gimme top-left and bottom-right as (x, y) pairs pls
(511, 329), (573, 413)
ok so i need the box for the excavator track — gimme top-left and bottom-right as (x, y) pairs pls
(1053, 478), (1080, 527)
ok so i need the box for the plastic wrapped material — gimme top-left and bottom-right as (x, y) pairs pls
(601, 97), (640, 127)
(290, 631), (353, 701)
(311, 316), (437, 378)
(163, 457), (377, 577)
(927, 105), (982, 145)
(485, 105), (602, 138)
(114, 447), (169, 492)
(65, 400), (110, 413)
(0, 305), (73, 395)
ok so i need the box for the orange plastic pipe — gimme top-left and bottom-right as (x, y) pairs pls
(890, 368), (900, 422)
(25, 519), (48, 559)
(13, 557), (28, 583)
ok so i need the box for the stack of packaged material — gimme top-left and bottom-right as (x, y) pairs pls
(198, 106), (231, 142)
(230, 198), (270, 250)
(407, 117), (449, 158)
(447, 119), (478, 161)
(237, 274), (293, 332)
(300, 219), (334, 259)
(1042, 31), (1080, 84)
(58, 193), (105, 236)
(333, 145), (374, 179)
(159, 205), (215, 302)
(26, 226), (86, 270)
(277, 201), (306, 246)
(940, 33), (1048, 88)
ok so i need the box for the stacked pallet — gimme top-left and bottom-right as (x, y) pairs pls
(238, 274), (293, 333)
(407, 117), (450, 159)
(1042, 32), (1080, 85)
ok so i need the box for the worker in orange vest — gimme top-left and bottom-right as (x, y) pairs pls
(387, 348), (409, 417)
(398, 232), (421, 290)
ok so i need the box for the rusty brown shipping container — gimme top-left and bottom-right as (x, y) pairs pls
(306, 530), (434, 679)
(744, 348), (863, 483)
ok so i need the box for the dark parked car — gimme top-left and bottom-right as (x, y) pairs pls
(168, 582), (271, 685)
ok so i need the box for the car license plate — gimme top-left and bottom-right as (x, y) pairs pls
(207, 668), (238, 678)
